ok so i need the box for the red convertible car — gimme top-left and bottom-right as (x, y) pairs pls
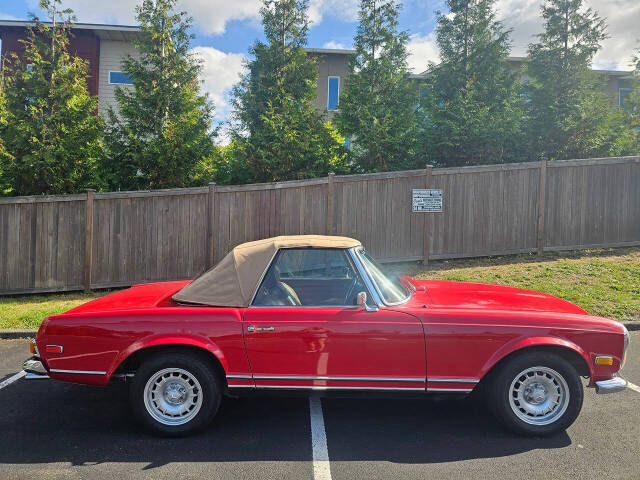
(24, 235), (629, 436)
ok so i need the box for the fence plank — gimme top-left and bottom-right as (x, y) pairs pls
(0, 156), (638, 295)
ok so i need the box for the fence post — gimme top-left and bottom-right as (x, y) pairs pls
(422, 165), (433, 266)
(536, 158), (548, 256)
(207, 182), (216, 268)
(326, 172), (335, 235)
(83, 189), (95, 293)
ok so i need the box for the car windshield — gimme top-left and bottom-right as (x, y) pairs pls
(357, 250), (410, 304)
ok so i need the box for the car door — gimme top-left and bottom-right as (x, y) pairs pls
(243, 248), (426, 391)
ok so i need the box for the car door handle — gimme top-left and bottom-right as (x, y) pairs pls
(247, 325), (275, 332)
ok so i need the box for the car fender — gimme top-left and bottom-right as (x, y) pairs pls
(479, 335), (593, 380)
(107, 333), (229, 378)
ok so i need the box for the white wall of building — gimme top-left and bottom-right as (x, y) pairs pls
(98, 40), (139, 115)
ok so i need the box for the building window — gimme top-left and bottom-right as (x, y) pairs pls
(109, 71), (133, 85)
(328, 76), (340, 111)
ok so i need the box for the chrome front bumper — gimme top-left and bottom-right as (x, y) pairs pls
(595, 376), (627, 394)
(23, 356), (49, 379)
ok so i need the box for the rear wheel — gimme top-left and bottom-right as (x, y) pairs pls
(130, 352), (221, 436)
(488, 351), (583, 436)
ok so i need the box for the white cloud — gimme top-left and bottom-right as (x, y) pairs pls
(309, 0), (359, 25)
(323, 40), (350, 49)
(407, 32), (439, 73)
(190, 46), (246, 125)
(495, 0), (640, 70)
(26, 0), (359, 35)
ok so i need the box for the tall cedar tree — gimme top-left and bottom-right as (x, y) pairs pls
(627, 49), (640, 133)
(525, 0), (635, 160)
(335, 0), (419, 172)
(0, 0), (102, 196)
(422, 0), (523, 167)
(102, 0), (215, 190)
(230, 0), (348, 183)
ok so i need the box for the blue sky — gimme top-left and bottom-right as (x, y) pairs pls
(2, 0), (637, 129)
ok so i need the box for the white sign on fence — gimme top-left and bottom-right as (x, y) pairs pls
(412, 189), (443, 212)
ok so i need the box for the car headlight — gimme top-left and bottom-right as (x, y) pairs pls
(622, 324), (629, 368)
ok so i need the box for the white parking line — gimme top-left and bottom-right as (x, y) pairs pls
(0, 371), (25, 390)
(309, 396), (332, 480)
(627, 381), (640, 394)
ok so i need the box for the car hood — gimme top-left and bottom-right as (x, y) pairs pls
(65, 280), (191, 315)
(406, 279), (588, 315)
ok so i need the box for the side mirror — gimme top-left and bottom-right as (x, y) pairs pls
(356, 291), (367, 306)
(356, 291), (378, 312)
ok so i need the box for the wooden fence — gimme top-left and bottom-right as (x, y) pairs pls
(0, 156), (638, 295)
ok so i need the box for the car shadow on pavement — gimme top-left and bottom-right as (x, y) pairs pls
(321, 396), (570, 463)
(0, 381), (570, 469)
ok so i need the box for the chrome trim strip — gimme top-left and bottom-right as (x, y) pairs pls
(427, 387), (474, 393)
(254, 375), (424, 383)
(49, 369), (106, 375)
(427, 378), (480, 384)
(252, 385), (425, 391)
(226, 374), (253, 379)
(226, 384), (255, 388)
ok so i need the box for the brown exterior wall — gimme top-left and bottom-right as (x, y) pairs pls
(0, 25), (100, 96)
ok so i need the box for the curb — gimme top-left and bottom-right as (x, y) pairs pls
(0, 330), (36, 339)
(1, 323), (639, 339)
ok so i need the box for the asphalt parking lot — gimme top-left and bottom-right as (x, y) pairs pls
(1, 334), (639, 480)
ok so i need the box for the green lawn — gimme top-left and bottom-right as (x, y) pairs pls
(0, 247), (638, 330)
(393, 247), (640, 322)
(0, 291), (109, 330)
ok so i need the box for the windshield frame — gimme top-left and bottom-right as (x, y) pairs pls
(351, 247), (411, 306)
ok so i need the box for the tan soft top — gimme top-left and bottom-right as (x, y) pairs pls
(172, 235), (361, 307)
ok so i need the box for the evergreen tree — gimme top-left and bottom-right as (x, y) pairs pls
(0, 0), (103, 196)
(627, 48), (640, 132)
(230, 0), (348, 183)
(525, 0), (635, 160)
(335, 0), (419, 172)
(421, 0), (523, 167)
(102, 0), (215, 190)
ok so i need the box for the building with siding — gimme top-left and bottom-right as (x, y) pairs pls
(0, 19), (633, 118)
(0, 20), (140, 115)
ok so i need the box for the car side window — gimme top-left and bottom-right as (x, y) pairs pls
(252, 248), (369, 306)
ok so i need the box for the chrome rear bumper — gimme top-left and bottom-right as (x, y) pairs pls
(23, 356), (49, 379)
(595, 376), (627, 394)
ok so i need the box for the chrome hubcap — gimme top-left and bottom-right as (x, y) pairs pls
(144, 368), (203, 426)
(508, 366), (569, 426)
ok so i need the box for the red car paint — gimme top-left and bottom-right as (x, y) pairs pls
(35, 278), (626, 391)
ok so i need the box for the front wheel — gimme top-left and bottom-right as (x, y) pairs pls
(129, 352), (221, 436)
(488, 351), (583, 436)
